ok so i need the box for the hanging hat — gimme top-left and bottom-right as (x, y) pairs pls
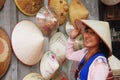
(69, 0), (89, 28)
(14, 0), (43, 16)
(49, 32), (67, 65)
(65, 21), (74, 36)
(40, 51), (59, 80)
(100, 0), (120, 6)
(48, 0), (69, 25)
(108, 55), (120, 75)
(11, 20), (45, 66)
(23, 73), (44, 80)
(0, 27), (12, 78)
(36, 6), (59, 37)
(76, 20), (112, 56)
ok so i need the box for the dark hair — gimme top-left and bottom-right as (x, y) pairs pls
(99, 42), (109, 58)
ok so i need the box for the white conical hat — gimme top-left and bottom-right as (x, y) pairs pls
(40, 51), (59, 80)
(49, 32), (67, 65)
(78, 20), (112, 56)
(23, 73), (44, 80)
(11, 20), (45, 66)
(108, 55), (120, 75)
(101, 0), (120, 6)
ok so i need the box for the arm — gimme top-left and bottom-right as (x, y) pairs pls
(66, 27), (87, 61)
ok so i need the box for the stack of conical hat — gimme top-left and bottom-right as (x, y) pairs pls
(0, 27), (12, 78)
(69, 0), (89, 28)
(0, 0), (6, 10)
(14, 0), (43, 16)
(11, 20), (45, 66)
(101, 0), (120, 6)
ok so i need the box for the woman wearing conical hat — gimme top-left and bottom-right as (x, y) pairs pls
(66, 19), (113, 80)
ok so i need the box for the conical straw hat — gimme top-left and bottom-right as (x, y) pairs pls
(101, 0), (120, 6)
(48, 0), (69, 25)
(69, 0), (89, 28)
(77, 20), (112, 56)
(40, 51), (59, 80)
(0, 27), (12, 78)
(14, 0), (43, 16)
(23, 73), (44, 80)
(49, 32), (67, 65)
(11, 20), (45, 66)
(108, 55), (120, 75)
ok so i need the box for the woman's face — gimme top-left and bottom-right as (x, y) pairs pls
(83, 28), (101, 49)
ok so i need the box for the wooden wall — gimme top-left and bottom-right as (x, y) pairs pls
(0, 0), (99, 80)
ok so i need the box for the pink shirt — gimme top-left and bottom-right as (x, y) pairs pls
(66, 38), (109, 80)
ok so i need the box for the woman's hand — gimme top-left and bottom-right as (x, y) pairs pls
(70, 28), (80, 39)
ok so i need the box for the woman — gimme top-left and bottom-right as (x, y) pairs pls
(66, 20), (112, 80)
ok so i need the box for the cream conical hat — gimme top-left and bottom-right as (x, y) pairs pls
(23, 73), (44, 80)
(79, 20), (112, 56)
(108, 55), (120, 75)
(11, 20), (45, 66)
(69, 0), (89, 28)
(40, 51), (59, 79)
(101, 0), (120, 6)
(49, 32), (67, 65)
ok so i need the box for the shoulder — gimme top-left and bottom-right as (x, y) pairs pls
(94, 55), (107, 64)
(88, 56), (109, 80)
(87, 54), (108, 70)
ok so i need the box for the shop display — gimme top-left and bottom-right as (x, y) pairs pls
(11, 20), (45, 66)
(48, 0), (69, 25)
(36, 6), (59, 37)
(0, 0), (6, 10)
(0, 27), (12, 78)
(40, 51), (59, 80)
(69, 0), (89, 28)
(23, 73), (44, 80)
(101, 0), (120, 6)
(49, 32), (67, 65)
(14, 0), (43, 16)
